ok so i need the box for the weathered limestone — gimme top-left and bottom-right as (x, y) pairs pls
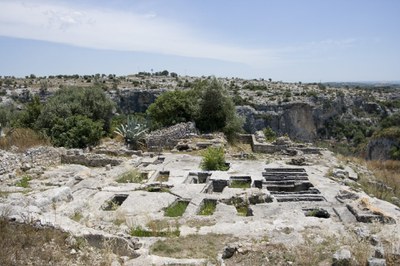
(146, 122), (197, 150)
(332, 248), (352, 266)
(61, 149), (122, 167)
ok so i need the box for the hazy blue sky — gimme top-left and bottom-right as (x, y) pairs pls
(0, 0), (399, 82)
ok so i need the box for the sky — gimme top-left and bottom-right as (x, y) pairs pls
(0, 0), (399, 82)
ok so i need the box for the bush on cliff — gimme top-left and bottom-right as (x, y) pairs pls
(36, 86), (115, 148)
(147, 90), (196, 128)
(147, 78), (243, 141)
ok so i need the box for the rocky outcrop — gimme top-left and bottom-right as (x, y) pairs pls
(108, 88), (165, 113)
(366, 137), (399, 160)
(0, 146), (64, 178)
(238, 102), (317, 141)
(61, 149), (123, 167)
(237, 94), (388, 142)
(146, 122), (197, 150)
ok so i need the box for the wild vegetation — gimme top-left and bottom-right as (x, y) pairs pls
(201, 147), (229, 171)
(147, 78), (243, 141)
(0, 218), (115, 265)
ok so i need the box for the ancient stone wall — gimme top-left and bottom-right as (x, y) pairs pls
(61, 149), (122, 167)
(146, 122), (197, 150)
(108, 88), (165, 113)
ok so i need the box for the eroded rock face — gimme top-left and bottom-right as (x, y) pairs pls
(32, 187), (73, 210)
(238, 102), (318, 142)
(109, 88), (165, 113)
(366, 137), (399, 160)
(237, 94), (389, 142)
(280, 103), (317, 141)
(146, 122), (197, 150)
(61, 149), (123, 167)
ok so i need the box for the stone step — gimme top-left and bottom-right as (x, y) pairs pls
(264, 168), (306, 173)
(333, 206), (357, 223)
(274, 195), (325, 202)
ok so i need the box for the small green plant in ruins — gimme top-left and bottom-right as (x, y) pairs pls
(114, 116), (148, 149)
(201, 147), (229, 171)
(15, 175), (31, 188)
(263, 127), (277, 142)
(198, 201), (217, 216)
(116, 169), (146, 183)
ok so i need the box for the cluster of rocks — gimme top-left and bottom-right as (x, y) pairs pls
(250, 132), (322, 156)
(333, 227), (389, 266)
(146, 122), (197, 150)
(0, 146), (64, 179)
(92, 141), (141, 157)
(173, 133), (226, 152)
(61, 149), (123, 167)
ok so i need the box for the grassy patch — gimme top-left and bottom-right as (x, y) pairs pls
(129, 225), (180, 237)
(155, 171), (169, 182)
(164, 201), (190, 217)
(0, 218), (113, 265)
(70, 211), (83, 222)
(116, 169), (146, 183)
(198, 200), (217, 216)
(235, 205), (251, 216)
(339, 156), (400, 206)
(201, 147), (229, 171)
(229, 180), (251, 189)
(150, 234), (233, 264)
(0, 128), (50, 152)
(185, 218), (217, 229)
(15, 175), (31, 188)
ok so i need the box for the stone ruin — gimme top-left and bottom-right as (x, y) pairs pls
(0, 135), (399, 265)
(249, 131), (322, 155)
(146, 122), (197, 150)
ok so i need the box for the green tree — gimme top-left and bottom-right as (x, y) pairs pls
(196, 78), (243, 140)
(147, 78), (243, 141)
(50, 115), (103, 148)
(17, 95), (42, 129)
(147, 90), (196, 127)
(36, 86), (114, 148)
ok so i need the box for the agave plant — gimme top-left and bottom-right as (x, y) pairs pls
(114, 117), (148, 149)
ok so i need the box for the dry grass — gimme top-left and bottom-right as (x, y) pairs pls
(150, 233), (235, 264)
(185, 218), (217, 229)
(225, 230), (373, 266)
(339, 156), (400, 206)
(0, 218), (115, 266)
(358, 197), (387, 217)
(0, 128), (50, 152)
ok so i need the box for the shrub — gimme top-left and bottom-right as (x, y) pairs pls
(196, 78), (243, 140)
(389, 146), (400, 160)
(164, 201), (189, 217)
(147, 78), (243, 141)
(15, 175), (31, 188)
(198, 201), (217, 215)
(380, 113), (400, 129)
(114, 116), (148, 149)
(372, 126), (400, 140)
(50, 115), (103, 148)
(263, 127), (277, 142)
(15, 95), (42, 129)
(36, 86), (114, 148)
(201, 147), (229, 171)
(147, 90), (195, 128)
